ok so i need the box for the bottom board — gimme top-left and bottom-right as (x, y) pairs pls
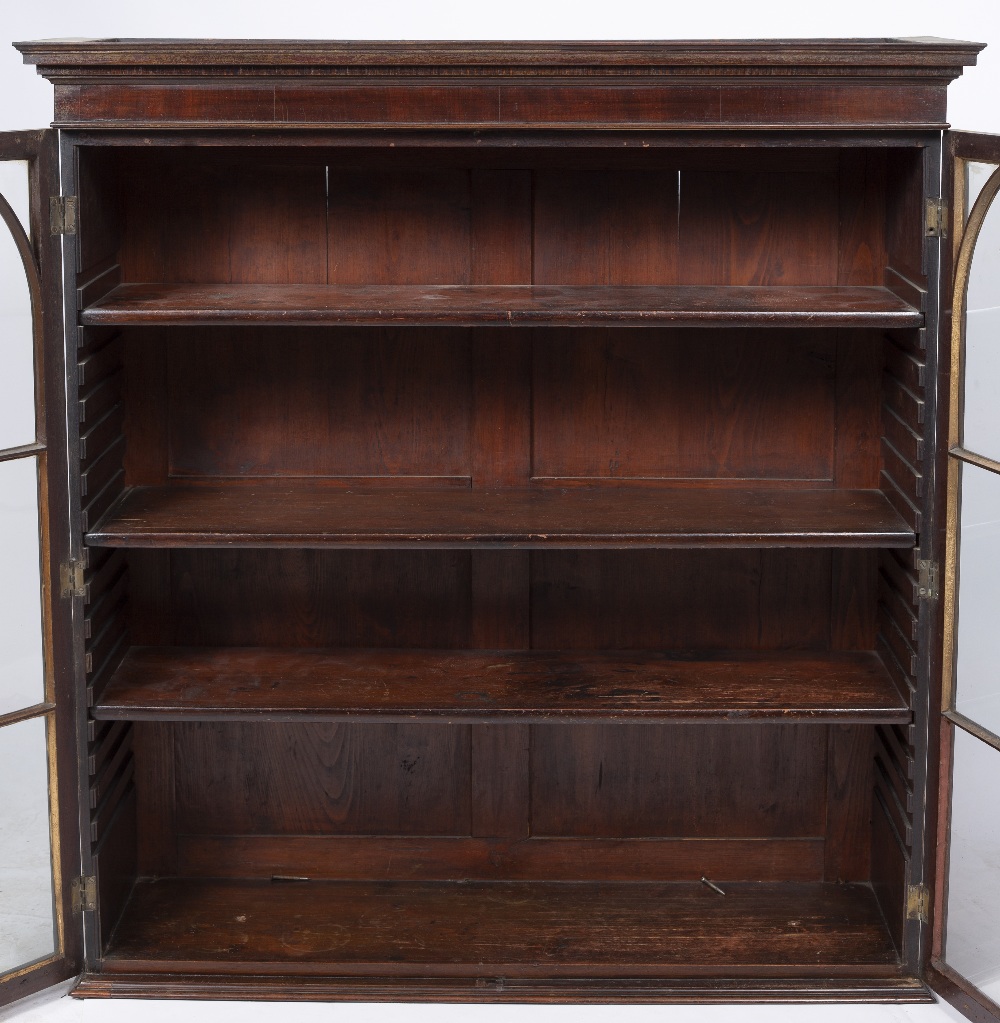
(93, 878), (903, 984)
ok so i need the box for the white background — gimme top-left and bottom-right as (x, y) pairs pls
(1, 0), (1000, 1020)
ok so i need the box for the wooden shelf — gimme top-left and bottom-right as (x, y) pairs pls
(86, 485), (915, 549)
(100, 879), (901, 979)
(79, 283), (922, 329)
(92, 648), (909, 724)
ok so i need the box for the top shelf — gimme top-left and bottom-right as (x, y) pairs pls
(79, 283), (923, 329)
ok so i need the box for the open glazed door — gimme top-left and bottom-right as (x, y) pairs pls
(0, 130), (81, 1006)
(929, 132), (1000, 1023)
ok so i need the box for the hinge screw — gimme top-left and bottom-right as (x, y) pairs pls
(71, 875), (97, 914)
(918, 560), (939, 601)
(925, 198), (947, 238)
(50, 195), (77, 236)
(60, 559), (86, 599)
(906, 883), (930, 924)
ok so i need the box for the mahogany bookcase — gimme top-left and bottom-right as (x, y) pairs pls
(0, 38), (998, 1017)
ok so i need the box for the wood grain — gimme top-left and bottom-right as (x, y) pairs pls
(830, 549), (878, 651)
(175, 834), (825, 882)
(530, 549), (835, 650)
(17, 37), (983, 72)
(471, 332), (531, 488)
(327, 170), (471, 285)
(470, 170), (532, 285)
(469, 726), (530, 839)
(69, 973), (932, 1003)
(824, 724), (874, 882)
(100, 878), (902, 976)
(834, 332), (883, 488)
(133, 722), (177, 876)
(171, 721), (470, 836)
(165, 549), (473, 648)
(837, 150), (888, 288)
(80, 283), (922, 327)
(531, 723), (828, 838)
(93, 648), (910, 723)
(532, 329), (838, 482)
(533, 169), (679, 284)
(119, 154), (327, 285)
(85, 484), (916, 548)
(678, 169), (838, 286)
(165, 328), (472, 481)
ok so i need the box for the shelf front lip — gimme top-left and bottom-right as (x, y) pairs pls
(78, 284), (924, 330)
(71, 972), (931, 1003)
(85, 534), (918, 549)
(72, 969), (928, 1002)
(91, 648), (911, 724)
(90, 707), (911, 725)
(50, 123), (961, 136)
(84, 486), (917, 550)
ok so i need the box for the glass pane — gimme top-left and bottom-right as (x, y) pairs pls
(0, 160), (36, 451)
(0, 457), (45, 718)
(0, 714), (56, 973)
(945, 727), (1000, 1006)
(963, 164), (1000, 462)
(966, 160), (998, 219)
(954, 462), (1000, 736)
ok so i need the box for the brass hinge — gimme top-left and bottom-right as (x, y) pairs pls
(50, 195), (77, 236)
(918, 559), (940, 601)
(60, 558), (86, 599)
(71, 875), (97, 914)
(925, 198), (948, 238)
(906, 882), (930, 924)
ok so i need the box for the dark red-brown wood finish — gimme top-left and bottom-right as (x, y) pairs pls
(13, 38), (985, 131)
(6, 36), (994, 1011)
(92, 647), (910, 723)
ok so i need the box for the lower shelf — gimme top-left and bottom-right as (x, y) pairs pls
(92, 648), (909, 723)
(99, 879), (903, 983)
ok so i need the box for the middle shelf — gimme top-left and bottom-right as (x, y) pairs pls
(78, 282), (923, 328)
(92, 647), (910, 724)
(86, 485), (915, 549)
